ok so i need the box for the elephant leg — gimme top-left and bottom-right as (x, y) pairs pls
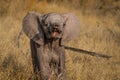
(40, 64), (51, 80)
(30, 40), (40, 73)
(58, 48), (66, 80)
(36, 46), (52, 80)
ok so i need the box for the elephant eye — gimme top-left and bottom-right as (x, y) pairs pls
(63, 23), (65, 27)
(44, 22), (48, 27)
(53, 24), (59, 28)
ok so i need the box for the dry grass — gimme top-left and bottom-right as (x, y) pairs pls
(0, 0), (120, 80)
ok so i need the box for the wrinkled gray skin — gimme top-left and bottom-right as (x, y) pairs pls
(23, 11), (80, 80)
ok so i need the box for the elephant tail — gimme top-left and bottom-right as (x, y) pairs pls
(18, 30), (23, 48)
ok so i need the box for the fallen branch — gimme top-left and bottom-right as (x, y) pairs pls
(65, 46), (112, 59)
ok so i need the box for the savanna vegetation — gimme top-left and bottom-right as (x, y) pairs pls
(0, 0), (120, 80)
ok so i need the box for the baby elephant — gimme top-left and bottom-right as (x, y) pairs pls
(23, 12), (80, 80)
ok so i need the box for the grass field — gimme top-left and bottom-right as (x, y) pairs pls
(0, 0), (120, 80)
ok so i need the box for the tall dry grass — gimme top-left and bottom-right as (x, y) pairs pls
(0, 0), (120, 80)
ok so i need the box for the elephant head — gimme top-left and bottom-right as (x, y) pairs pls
(23, 11), (80, 46)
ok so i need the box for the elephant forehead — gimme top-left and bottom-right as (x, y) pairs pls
(47, 14), (64, 23)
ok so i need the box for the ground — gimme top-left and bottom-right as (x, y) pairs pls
(0, 0), (120, 80)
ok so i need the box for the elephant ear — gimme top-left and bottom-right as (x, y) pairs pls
(22, 12), (44, 45)
(61, 13), (80, 45)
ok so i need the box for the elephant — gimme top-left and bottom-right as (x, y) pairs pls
(22, 11), (80, 80)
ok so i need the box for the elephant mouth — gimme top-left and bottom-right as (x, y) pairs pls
(52, 31), (58, 37)
(51, 28), (62, 38)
